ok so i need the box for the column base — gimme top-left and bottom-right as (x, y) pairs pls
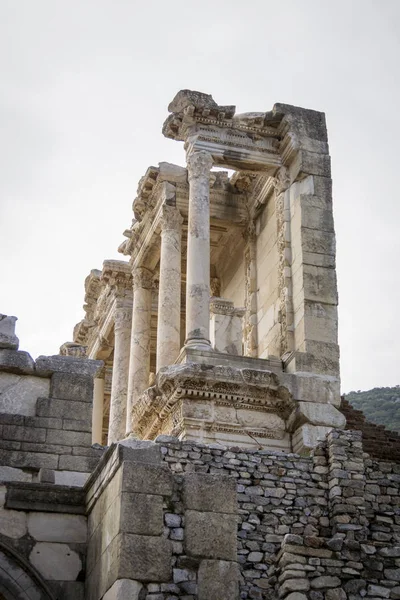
(184, 338), (212, 351)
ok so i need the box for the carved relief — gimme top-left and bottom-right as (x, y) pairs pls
(159, 204), (183, 232)
(274, 167), (294, 356)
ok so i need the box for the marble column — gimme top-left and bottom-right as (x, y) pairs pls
(108, 303), (132, 444)
(185, 150), (213, 350)
(126, 267), (153, 434)
(157, 204), (183, 371)
(92, 373), (104, 445)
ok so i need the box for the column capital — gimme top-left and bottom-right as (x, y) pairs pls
(187, 151), (213, 180)
(133, 266), (153, 291)
(159, 204), (183, 233)
(114, 304), (132, 332)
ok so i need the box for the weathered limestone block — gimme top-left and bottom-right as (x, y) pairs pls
(292, 424), (333, 454)
(119, 492), (163, 536)
(183, 472), (237, 514)
(0, 349), (34, 374)
(117, 532), (171, 582)
(185, 510), (237, 560)
(121, 460), (173, 496)
(0, 494), (27, 538)
(210, 298), (244, 355)
(29, 542), (82, 580)
(0, 314), (19, 350)
(0, 373), (50, 416)
(288, 402), (346, 431)
(103, 579), (143, 600)
(35, 354), (103, 378)
(50, 372), (93, 402)
(0, 466), (31, 483)
(198, 559), (239, 600)
(27, 512), (87, 542)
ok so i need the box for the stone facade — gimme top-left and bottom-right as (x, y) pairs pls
(71, 89), (340, 454)
(0, 90), (397, 600)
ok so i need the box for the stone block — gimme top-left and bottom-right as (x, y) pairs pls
(0, 350), (34, 374)
(292, 424), (332, 454)
(27, 512), (87, 542)
(289, 402), (346, 430)
(0, 504), (27, 538)
(48, 581), (85, 600)
(37, 397), (92, 420)
(0, 449), (59, 470)
(46, 429), (92, 447)
(0, 466), (31, 482)
(50, 372), (93, 402)
(63, 418), (91, 432)
(35, 354), (103, 378)
(185, 510), (237, 560)
(0, 374), (50, 416)
(121, 461), (173, 496)
(29, 542), (82, 580)
(120, 492), (163, 535)
(282, 371), (341, 407)
(118, 438), (161, 464)
(3, 425), (46, 443)
(0, 315), (19, 350)
(183, 473), (237, 514)
(103, 579), (143, 600)
(6, 481), (85, 514)
(54, 471), (90, 487)
(118, 532), (172, 582)
(59, 455), (99, 472)
(198, 559), (239, 600)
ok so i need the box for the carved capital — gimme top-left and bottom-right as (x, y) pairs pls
(133, 267), (153, 290)
(187, 151), (213, 180)
(159, 204), (183, 233)
(272, 167), (290, 196)
(210, 277), (221, 297)
(114, 305), (132, 331)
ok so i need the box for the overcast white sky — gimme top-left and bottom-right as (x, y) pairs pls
(1, 0), (399, 393)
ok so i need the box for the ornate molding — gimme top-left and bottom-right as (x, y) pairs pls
(272, 166), (290, 196)
(59, 342), (87, 358)
(210, 298), (245, 317)
(187, 151), (213, 180)
(133, 266), (153, 290)
(131, 363), (294, 440)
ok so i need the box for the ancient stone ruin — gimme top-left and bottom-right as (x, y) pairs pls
(0, 90), (399, 600)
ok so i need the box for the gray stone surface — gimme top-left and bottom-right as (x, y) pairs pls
(0, 373), (50, 416)
(103, 579), (143, 600)
(183, 472), (237, 514)
(0, 314), (19, 350)
(118, 532), (171, 582)
(50, 372), (93, 402)
(120, 492), (163, 535)
(121, 461), (173, 496)
(36, 397), (92, 420)
(0, 466), (31, 482)
(29, 541), (82, 580)
(0, 349), (35, 374)
(35, 354), (103, 377)
(198, 559), (239, 600)
(27, 512), (87, 542)
(185, 509), (237, 560)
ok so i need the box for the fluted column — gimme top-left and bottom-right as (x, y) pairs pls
(108, 303), (132, 444)
(157, 204), (183, 371)
(92, 372), (105, 445)
(126, 267), (153, 434)
(185, 150), (213, 350)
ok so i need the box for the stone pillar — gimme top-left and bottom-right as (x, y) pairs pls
(185, 150), (213, 350)
(156, 204), (183, 371)
(108, 304), (132, 444)
(210, 298), (245, 356)
(126, 267), (153, 434)
(92, 373), (104, 445)
(243, 223), (258, 358)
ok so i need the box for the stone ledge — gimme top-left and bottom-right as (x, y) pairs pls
(5, 482), (86, 514)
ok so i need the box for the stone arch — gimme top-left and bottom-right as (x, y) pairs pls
(0, 540), (56, 600)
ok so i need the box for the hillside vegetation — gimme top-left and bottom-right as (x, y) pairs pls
(346, 385), (400, 434)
